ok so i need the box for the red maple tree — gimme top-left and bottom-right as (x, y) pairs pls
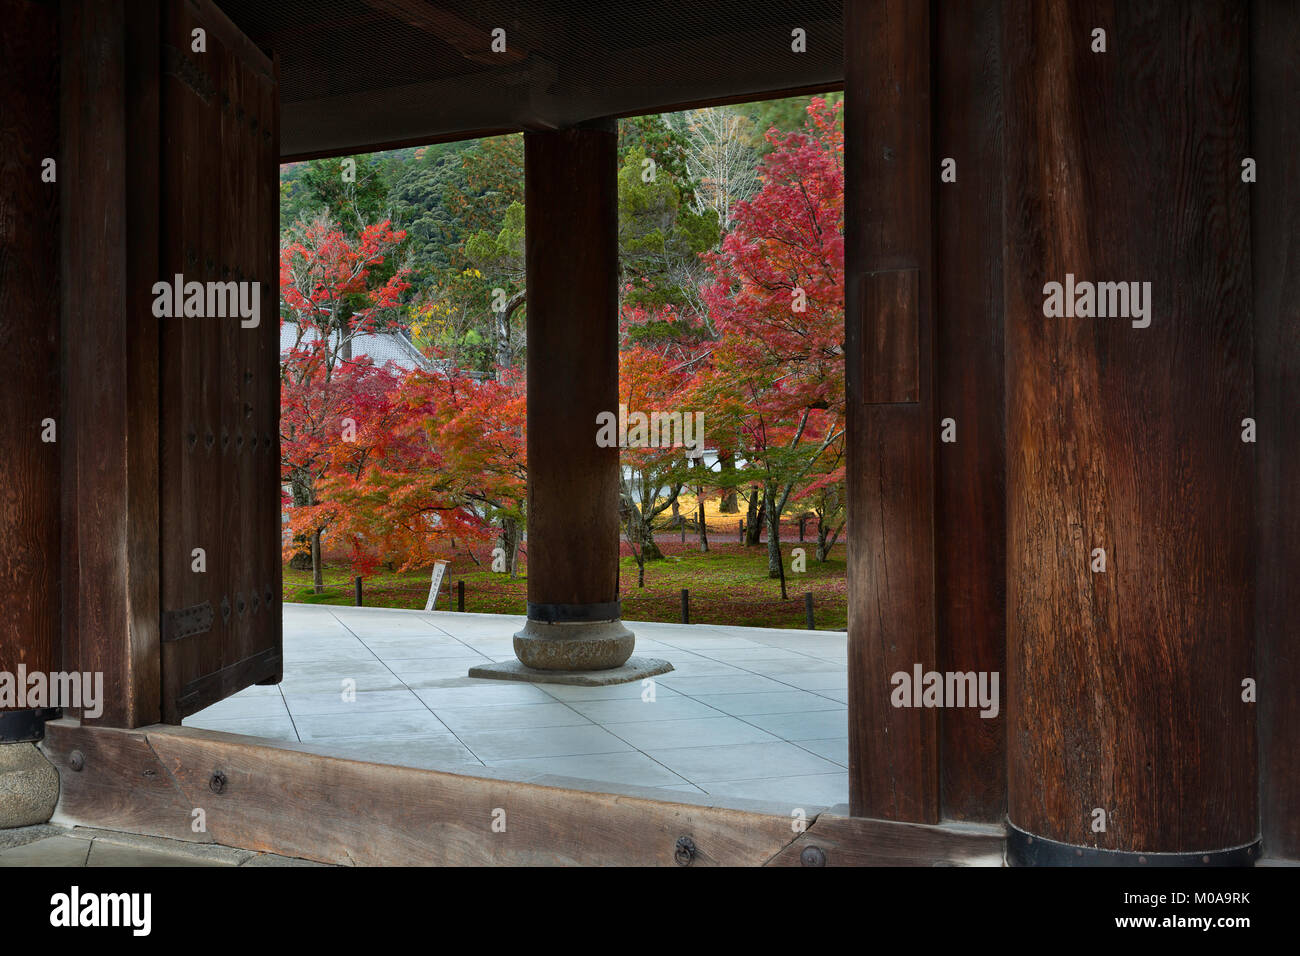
(697, 98), (846, 588)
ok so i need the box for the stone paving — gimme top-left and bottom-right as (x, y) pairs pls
(185, 604), (850, 812)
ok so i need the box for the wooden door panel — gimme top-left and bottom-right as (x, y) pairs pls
(158, 0), (281, 723)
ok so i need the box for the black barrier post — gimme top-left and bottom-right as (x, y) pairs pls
(804, 592), (815, 629)
(355, 577), (363, 607)
(681, 589), (690, 624)
(457, 579), (465, 612)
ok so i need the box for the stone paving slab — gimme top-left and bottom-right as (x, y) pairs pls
(183, 604), (850, 813)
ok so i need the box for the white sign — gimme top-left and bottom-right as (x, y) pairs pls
(425, 561), (448, 612)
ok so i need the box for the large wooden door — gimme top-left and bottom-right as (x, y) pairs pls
(157, 0), (281, 723)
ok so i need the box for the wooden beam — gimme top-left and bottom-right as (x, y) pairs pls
(40, 720), (1006, 866)
(844, 0), (939, 822)
(42, 721), (796, 866)
(769, 815), (1005, 867)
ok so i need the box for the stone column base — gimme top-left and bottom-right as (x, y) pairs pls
(0, 742), (60, 829)
(468, 655), (673, 687)
(512, 618), (636, 671)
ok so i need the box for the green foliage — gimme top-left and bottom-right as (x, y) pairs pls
(618, 114), (697, 205)
(465, 200), (525, 275)
(451, 134), (524, 252)
(617, 145), (719, 313)
(746, 91), (845, 154)
(386, 141), (473, 292)
(279, 162), (316, 232)
(299, 154), (391, 234)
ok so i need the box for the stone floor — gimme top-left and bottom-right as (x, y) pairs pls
(185, 604), (850, 812)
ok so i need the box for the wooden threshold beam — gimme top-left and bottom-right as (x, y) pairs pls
(39, 720), (1005, 866)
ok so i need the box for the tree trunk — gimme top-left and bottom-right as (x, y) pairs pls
(639, 513), (664, 560)
(496, 290), (526, 380)
(311, 528), (324, 593)
(499, 517), (521, 578)
(288, 466), (314, 570)
(718, 453), (738, 512)
(745, 487), (763, 546)
(697, 499), (709, 552)
(816, 513), (830, 562)
(765, 488), (783, 580)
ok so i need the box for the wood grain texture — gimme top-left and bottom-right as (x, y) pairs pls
(523, 125), (622, 609)
(158, 0), (281, 722)
(60, 0), (161, 727)
(43, 721), (1005, 866)
(934, 0), (1007, 823)
(860, 269), (919, 404)
(48, 722), (801, 866)
(1251, 0), (1300, 862)
(769, 815), (1005, 867)
(845, 0), (939, 821)
(0, 0), (60, 686)
(41, 720), (210, 842)
(1003, 0), (1255, 851)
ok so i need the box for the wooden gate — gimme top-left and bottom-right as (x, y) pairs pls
(157, 0), (281, 723)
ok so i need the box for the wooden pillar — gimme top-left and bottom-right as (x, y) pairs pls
(844, 0), (939, 821)
(0, 0), (60, 728)
(1003, 1), (1256, 860)
(1252, 0), (1300, 862)
(515, 121), (633, 671)
(934, 0), (1007, 824)
(60, 0), (161, 727)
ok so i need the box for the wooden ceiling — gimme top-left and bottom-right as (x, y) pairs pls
(216, 0), (843, 159)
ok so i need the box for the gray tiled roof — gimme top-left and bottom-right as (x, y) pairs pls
(279, 322), (438, 372)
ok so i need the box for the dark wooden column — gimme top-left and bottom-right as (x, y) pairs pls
(1252, 0), (1300, 863)
(0, 0), (60, 729)
(60, 0), (161, 728)
(1003, 1), (1256, 860)
(844, 0), (939, 821)
(514, 121), (633, 671)
(934, 0), (1007, 824)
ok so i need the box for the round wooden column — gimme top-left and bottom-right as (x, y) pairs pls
(1003, 1), (1257, 862)
(514, 121), (633, 671)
